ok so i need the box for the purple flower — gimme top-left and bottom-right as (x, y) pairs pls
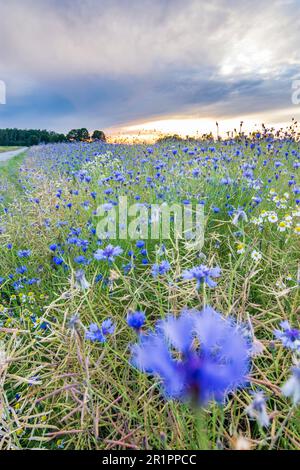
(85, 318), (115, 343)
(17, 249), (31, 258)
(101, 318), (115, 335)
(16, 266), (27, 275)
(282, 367), (300, 405)
(274, 321), (300, 351)
(94, 244), (123, 262)
(127, 311), (146, 331)
(182, 264), (221, 289)
(131, 306), (251, 405)
(74, 269), (91, 290)
(85, 323), (105, 342)
(136, 240), (145, 248)
(53, 256), (63, 266)
(151, 261), (170, 277)
(232, 208), (248, 225)
(246, 392), (270, 427)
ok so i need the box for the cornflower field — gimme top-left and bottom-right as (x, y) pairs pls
(0, 131), (300, 451)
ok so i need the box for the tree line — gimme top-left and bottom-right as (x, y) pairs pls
(0, 128), (106, 146)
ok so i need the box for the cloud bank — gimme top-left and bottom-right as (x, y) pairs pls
(0, 0), (300, 133)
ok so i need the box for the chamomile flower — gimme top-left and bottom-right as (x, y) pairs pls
(251, 250), (262, 262)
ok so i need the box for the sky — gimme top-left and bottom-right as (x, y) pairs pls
(0, 0), (300, 138)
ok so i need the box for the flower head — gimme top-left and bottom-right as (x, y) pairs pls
(151, 261), (170, 277)
(94, 244), (123, 262)
(127, 311), (146, 331)
(282, 367), (300, 405)
(182, 265), (221, 289)
(246, 391), (270, 427)
(251, 250), (262, 262)
(232, 208), (248, 226)
(85, 318), (115, 343)
(274, 321), (300, 351)
(74, 269), (91, 290)
(131, 306), (251, 405)
(17, 249), (31, 258)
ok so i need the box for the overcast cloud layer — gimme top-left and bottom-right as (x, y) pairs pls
(0, 0), (300, 133)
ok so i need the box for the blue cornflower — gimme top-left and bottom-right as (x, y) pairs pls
(49, 243), (58, 252)
(232, 208), (248, 225)
(101, 318), (115, 335)
(127, 311), (146, 331)
(74, 269), (91, 290)
(182, 264), (221, 289)
(16, 266), (27, 275)
(274, 321), (300, 351)
(131, 306), (251, 405)
(136, 240), (145, 249)
(246, 391), (270, 427)
(85, 323), (105, 342)
(17, 249), (31, 258)
(74, 255), (88, 265)
(85, 318), (115, 343)
(151, 261), (171, 277)
(94, 244), (123, 262)
(282, 367), (300, 405)
(52, 256), (63, 266)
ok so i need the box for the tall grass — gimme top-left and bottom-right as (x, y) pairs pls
(0, 136), (299, 450)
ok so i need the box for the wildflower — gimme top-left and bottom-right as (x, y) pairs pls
(136, 240), (145, 249)
(251, 250), (262, 262)
(151, 261), (170, 277)
(246, 391), (270, 427)
(94, 244), (123, 262)
(268, 213), (278, 223)
(74, 255), (88, 265)
(127, 311), (146, 331)
(236, 243), (245, 254)
(85, 318), (115, 343)
(278, 221), (287, 232)
(74, 269), (91, 290)
(281, 367), (300, 404)
(17, 249), (31, 258)
(85, 323), (105, 342)
(274, 321), (300, 351)
(101, 318), (115, 335)
(16, 266), (27, 274)
(182, 264), (221, 289)
(68, 313), (80, 329)
(131, 306), (251, 405)
(232, 208), (248, 225)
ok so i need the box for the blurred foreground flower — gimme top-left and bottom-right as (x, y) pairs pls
(131, 306), (251, 405)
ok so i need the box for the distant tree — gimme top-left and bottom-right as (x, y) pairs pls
(66, 128), (90, 142)
(92, 130), (106, 141)
(29, 135), (39, 146)
(0, 128), (67, 146)
(156, 134), (186, 144)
